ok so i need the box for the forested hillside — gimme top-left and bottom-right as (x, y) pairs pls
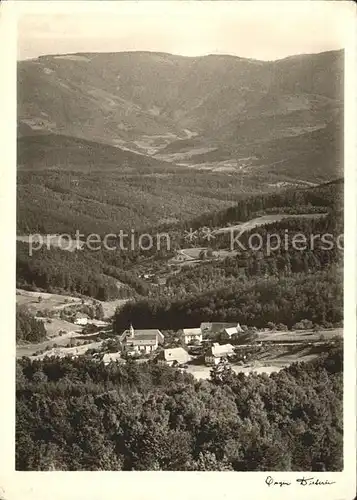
(17, 50), (343, 235)
(16, 306), (47, 343)
(16, 347), (343, 471)
(188, 178), (343, 231)
(114, 266), (343, 331)
(17, 179), (343, 314)
(16, 242), (143, 300)
(17, 168), (249, 235)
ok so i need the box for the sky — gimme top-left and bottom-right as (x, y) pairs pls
(17, 1), (350, 62)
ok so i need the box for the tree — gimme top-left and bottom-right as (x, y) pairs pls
(16, 346), (343, 472)
(95, 303), (104, 320)
(199, 250), (206, 260)
(210, 359), (235, 385)
(189, 451), (233, 471)
(16, 305), (46, 343)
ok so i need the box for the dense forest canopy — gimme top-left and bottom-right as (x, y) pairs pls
(187, 178), (343, 231)
(16, 179), (343, 304)
(114, 266), (343, 331)
(16, 347), (343, 471)
(16, 305), (47, 343)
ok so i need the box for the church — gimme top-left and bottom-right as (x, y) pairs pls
(120, 324), (164, 354)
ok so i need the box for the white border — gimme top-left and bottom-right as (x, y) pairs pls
(0, 2), (356, 499)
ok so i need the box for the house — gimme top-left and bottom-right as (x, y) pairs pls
(205, 343), (235, 365)
(200, 322), (237, 335)
(173, 251), (195, 263)
(157, 347), (192, 367)
(200, 322), (212, 333)
(120, 324), (164, 354)
(102, 352), (121, 365)
(73, 312), (89, 326)
(220, 323), (243, 341)
(182, 328), (203, 345)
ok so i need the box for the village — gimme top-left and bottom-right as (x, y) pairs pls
(16, 289), (343, 379)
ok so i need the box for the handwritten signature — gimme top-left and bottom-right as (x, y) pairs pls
(265, 475), (336, 487)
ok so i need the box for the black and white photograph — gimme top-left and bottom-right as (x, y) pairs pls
(1, 0), (355, 491)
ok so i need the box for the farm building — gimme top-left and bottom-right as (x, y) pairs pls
(102, 352), (121, 365)
(120, 324), (164, 354)
(182, 327), (203, 345)
(205, 343), (235, 365)
(156, 347), (191, 367)
(73, 312), (89, 326)
(200, 322), (237, 335)
(220, 323), (243, 341)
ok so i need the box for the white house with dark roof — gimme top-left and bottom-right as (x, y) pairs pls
(120, 324), (164, 354)
(182, 327), (203, 345)
(221, 323), (243, 341)
(200, 322), (237, 334)
(102, 352), (122, 365)
(205, 343), (235, 365)
(157, 347), (191, 367)
(73, 312), (89, 325)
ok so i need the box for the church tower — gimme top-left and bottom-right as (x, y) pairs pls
(129, 323), (134, 338)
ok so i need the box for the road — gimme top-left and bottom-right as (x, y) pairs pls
(17, 329), (80, 358)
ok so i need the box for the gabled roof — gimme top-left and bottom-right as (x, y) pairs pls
(132, 337), (157, 345)
(183, 328), (202, 336)
(120, 328), (164, 343)
(133, 332), (157, 341)
(135, 329), (162, 336)
(74, 312), (88, 319)
(102, 352), (121, 364)
(119, 331), (128, 342)
(224, 327), (238, 336)
(135, 329), (164, 343)
(160, 347), (191, 364)
(200, 322), (236, 333)
(224, 324), (243, 336)
(207, 343), (234, 358)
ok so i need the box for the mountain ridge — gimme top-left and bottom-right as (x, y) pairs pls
(18, 49), (343, 145)
(21, 47), (343, 64)
(17, 49), (343, 232)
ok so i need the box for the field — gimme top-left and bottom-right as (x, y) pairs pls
(214, 212), (328, 235)
(169, 248), (238, 267)
(17, 328), (82, 358)
(185, 340), (339, 380)
(16, 289), (128, 358)
(16, 289), (128, 320)
(16, 317), (113, 359)
(32, 339), (105, 361)
(177, 248), (207, 260)
(16, 289), (83, 313)
(257, 328), (343, 343)
(100, 298), (129, 318)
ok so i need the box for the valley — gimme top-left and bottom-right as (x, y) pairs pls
(15, 46), (344, 473)
(16, 287), (342, 384)
(17, 50), (343, 236)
